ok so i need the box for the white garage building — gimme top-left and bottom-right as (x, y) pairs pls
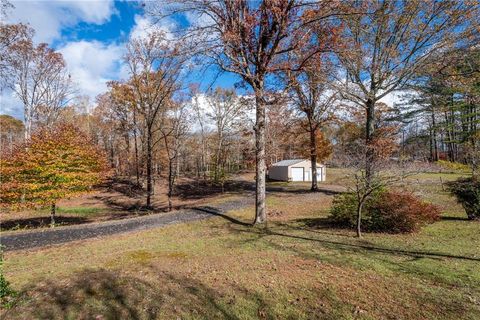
(268, 159), (326, 182)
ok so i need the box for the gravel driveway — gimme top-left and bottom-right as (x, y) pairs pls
(1, 197), (253, 252)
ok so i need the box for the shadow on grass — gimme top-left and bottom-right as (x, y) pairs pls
(295, 217), (342, 229)
(266, 186), (344, 196)
(97, 177), (250, 212)
(175, 179), (254, 200)
(5, 269), (279, 320)
(105, 177), (146, 198)
(226, 224), (480, 262)
(271, 218), (354, 238)
(97, 176), (340, 213)
(203, 210), (480, 263)
(440, 216), (470, 221)
(92, 195), (189, 213)
(192, 206), (252, 226)
(95, 177), (181, 213)
(175, 178), (343, 200)
(0, 216), (90, 231)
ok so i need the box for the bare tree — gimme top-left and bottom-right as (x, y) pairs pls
(190, 86), (210, 180)
(125, 32), (183, 208)
(158, 101), (189, 211)
(205, 88), (246, 185)
(0, 25), (32, 89)
(285, 57), (337, 191)
(333, 0), (479, 185)
(0, 0), (33, 89)
(6, 41), (72, 140)
(108, 81), (142, 183)
(152, 0), (338, 224)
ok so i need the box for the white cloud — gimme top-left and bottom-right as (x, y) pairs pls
(0, 90), (23, 120)
(129, 14), (155, 40)
(58, 40), (125, 98)
(65, 0), (116, 24)
(1, 2), (181, 119)
(0, 40), (125, 119)
(7, 0), (116, 43)
(129, 14), (175, 41)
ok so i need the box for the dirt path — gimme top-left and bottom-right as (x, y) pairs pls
(1, 197), (254, 252)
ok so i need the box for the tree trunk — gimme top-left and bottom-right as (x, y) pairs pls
(24, 109), (32, 142)
(214, 137), (223, 183)
(356, 200), (364, 238)
(133, 110), (140, 186)
(168, 159), (174, 212)
(309, 127), (318, 192)
(176, 153), (180, 178)
(254, 93), (267, 224)
(109, 138), (115, 169)
(50, 202), (56, 227)
(431, 108), (439, 161)
(365, 98), (375, 186)
(146, 128), (153, 209)
(200, 133), (207, 181)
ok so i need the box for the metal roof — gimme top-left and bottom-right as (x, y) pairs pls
(271, 159), (306, 167)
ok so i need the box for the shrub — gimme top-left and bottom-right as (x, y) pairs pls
(447, 178), (480, 220)
(330, 189), (383, 228)
(370, 191), (441, 233)
(0, 272), (16, 308)
(330, 190), (440, 233)
(0, 250), (16, 308)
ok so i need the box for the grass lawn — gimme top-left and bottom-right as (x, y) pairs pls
(2, 169), (479, 319)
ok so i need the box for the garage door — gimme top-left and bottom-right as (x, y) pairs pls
(291, 167), (304, 181)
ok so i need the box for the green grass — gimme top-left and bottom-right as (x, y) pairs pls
(2, 169), (479, 319)
(29, 206), (107, 218)
(54, 207), (106, 216)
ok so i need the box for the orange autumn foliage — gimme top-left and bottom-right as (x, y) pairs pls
(0, 125), (109, 210)
(299, 131), (333, 162)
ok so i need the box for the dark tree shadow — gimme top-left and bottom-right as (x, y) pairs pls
(192, 206), (252, 226)
(440, 216), (470, 221)
(224, 223), (480, 262)
(0, 216), (90, 231)
(272, 219), (354, 238)
(295, 217), (343, 229)
(175, 178), (343, 200)
(92, 195), (145, 212)
(5, 268), (278, 320)
(174, 179), (255, 200)
(4, 269), (160, 320)
(104, 177), (146, 197)
(93, 195), (188, 215)
(265, 186), (343, 196)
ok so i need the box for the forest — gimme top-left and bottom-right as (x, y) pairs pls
(0, 1), (479, 319)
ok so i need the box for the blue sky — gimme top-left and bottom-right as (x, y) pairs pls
(1, 0), (239, 120)
(58, 1), (138, 45)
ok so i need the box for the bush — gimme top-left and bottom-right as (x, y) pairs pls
(447, 177), (480, 220)
(0, 250), (17, 308)
(330, 189), (383, 228)
(330, 190), (441, 233)
(0, 272), (16, 308)
(370, 191), (441, 233)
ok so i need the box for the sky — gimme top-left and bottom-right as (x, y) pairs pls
(0, 0), (239, 120)
(0, 0), (401, 121)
